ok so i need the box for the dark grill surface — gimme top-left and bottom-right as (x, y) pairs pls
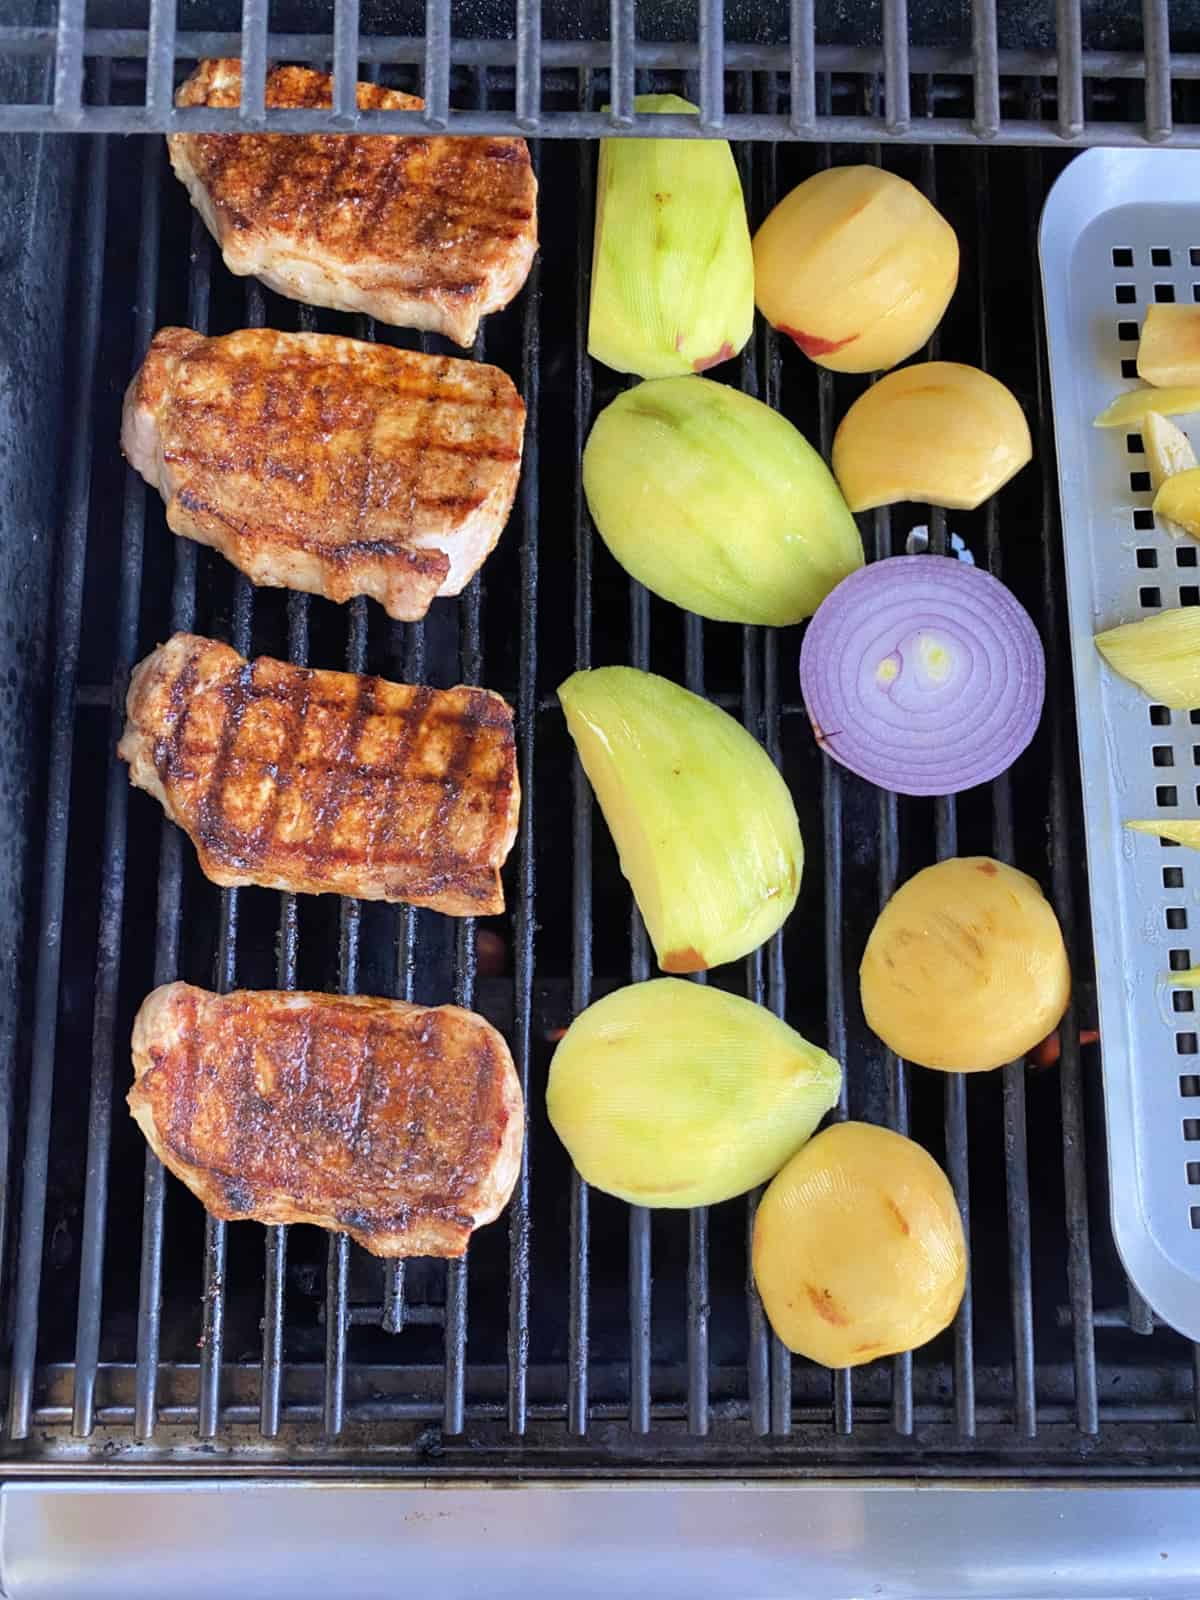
(2, 56), (1200, 1476)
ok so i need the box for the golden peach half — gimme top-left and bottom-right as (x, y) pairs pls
(752, 1121), (966, 1368)
(831, 361), (1032, 513)
(752, 165), (959, 374)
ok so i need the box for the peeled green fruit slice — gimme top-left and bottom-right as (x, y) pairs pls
(1093, 387), (1200, 428)
(1095, 607), (1200, 708)
(546, 978), (842, 1208)
(583, 377), (864, 626)
(588, 94), (754, 379)
(559, 667), (802, 972)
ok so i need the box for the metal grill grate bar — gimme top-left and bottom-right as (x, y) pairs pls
(70, 136), (163, 1440)
(422, 0), (450, 128)
(381, 609), (427, 1338)
(682, 609), (710, 1438)
(52, 0), (85, 118)
(882, 0), (912, 133)
(4, 26), (1200, 81)
(609, 0), (636, 126)
(971, 0), (1000, 138)
(975, 157), (1038, 1438)
(697, 0), (725, 132)
(1056, 0), (1085, 137)
(628, 566), (653, 1435)
(144, 0), (177, 116)
(320, 600), (366, 1438)
(258, 592), (309, 1439)
(515, 0), (541, 131)
(133, 212), (208, 1443)
(439, 302), (492, 1437)
(788, 0), (816, 135)
(196, 568), (254, 1440)
(1028, 138), (1099, 1434)
(1143, 0), (1173, 142)
(507, 230), (540, 1436)
(762, 306), (793, 1435)
(920, 135), (977, 1441)
(332, 0), (360, 122)
(238, 0), (268, 123)
(5, 107), (109, 1443)
(568, 103), (595, 1438)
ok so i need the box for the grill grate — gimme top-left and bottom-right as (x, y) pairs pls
(0, 0), (1199, 145)
(2, 54), (1200, 1475)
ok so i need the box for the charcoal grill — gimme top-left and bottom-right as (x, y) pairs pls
(1, 2), (1199, 1593)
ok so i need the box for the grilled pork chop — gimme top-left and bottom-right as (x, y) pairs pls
(122, 327), (525, 620)
(169, 59), (538, 346)
(130, 983), (524, 1258)
(118, 633), (519, 915)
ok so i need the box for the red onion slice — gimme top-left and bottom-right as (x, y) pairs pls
(798, 555), (1045, 797)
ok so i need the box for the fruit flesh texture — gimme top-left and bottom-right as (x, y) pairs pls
(831, 361), (1032, 513)
(1095, 606), (1200, 709)
(752, 165), (958, 375)
(1137, 305), (1200, 387)
(1153, 465), (1200, 540)
(859, 855), (1070, 1072)
(1094, 387), (1200, 428)
(752, 1120), (967, 1367)
(588, 94), (753, 379)
(1144, 413), (1197, 539)
(546, 978), (842, 1209)
(582, 376), (863, 626)
(558, 667), (802, 973)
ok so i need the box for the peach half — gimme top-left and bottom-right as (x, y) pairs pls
(831, 361), (1032, 513)
(1138, 304), (1200, 388)
(752, 165), (959, 374)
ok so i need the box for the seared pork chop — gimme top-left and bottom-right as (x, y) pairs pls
(118, 633), (519, 915)
(130, 983), (524, 1258)
(122, 327), (525, 620)
(169, 59), (538, 346)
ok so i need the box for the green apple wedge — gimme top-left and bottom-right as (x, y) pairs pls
(559, 666), (803, 972)
(547, 979), (841, 1208)
(583, 376), (863, 626)
(588, 94), (753, 379)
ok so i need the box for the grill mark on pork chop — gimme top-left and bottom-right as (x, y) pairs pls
(127, 636), (517, 912)
(311, 671), (377, 856)
(197, 661), (256, 865)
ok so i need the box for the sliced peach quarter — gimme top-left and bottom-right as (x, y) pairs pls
(831, 361), (1032, 513)
(1143, 411), (1198, 492)
(1138, 304), (1200, 388)
(752, 165), (958, 375)
(1094, 386), (1200, 428)
(1153, 465), (1200, 540)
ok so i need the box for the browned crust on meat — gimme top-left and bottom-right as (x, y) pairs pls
(130, 983), (524, 1257)
(121, 327), (525, 620)
(168, 59), (538, 345)
(118, 633), (519, 915)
